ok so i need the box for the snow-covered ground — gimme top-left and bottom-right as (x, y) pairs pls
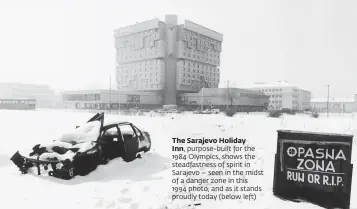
(0, 109), (356, 209)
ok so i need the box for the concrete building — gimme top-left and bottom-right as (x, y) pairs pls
(0, 98), (36, 110)
(62, 90), (162, 109)
(62, 88), (268, 112)
(243, 81), (311, 111)
(311, 96), (357, 113)
(181, 88), (269, 112)
(0, 82), (57, 108)
(114, 15), (223, 105)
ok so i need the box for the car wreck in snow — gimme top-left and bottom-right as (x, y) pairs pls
(10, 113), (151, 180)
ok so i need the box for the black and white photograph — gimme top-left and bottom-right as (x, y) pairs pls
(0, 0), (356, 208)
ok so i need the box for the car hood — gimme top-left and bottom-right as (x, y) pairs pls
(19, 121), (101, 161)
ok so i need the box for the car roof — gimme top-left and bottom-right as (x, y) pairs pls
(103, 120), (132, 126)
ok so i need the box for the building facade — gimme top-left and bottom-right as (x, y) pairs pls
(62, 88), (269, 112)
(244, 81), (312, 111)
(114, 15), (223, 105)
(62, 90), (163, 109)
(181, 88), (269, 112)
(0, 98), (36, 110)
(311, 96), (357, 113)
(0, 82), (57, 108)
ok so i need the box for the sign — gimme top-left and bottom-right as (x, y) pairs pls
(273, 130), (353, 209)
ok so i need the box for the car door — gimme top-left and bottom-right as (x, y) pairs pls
(131, 125), (147, 150)
(101, 125), (122, 160)
(118, 123), (139, 162)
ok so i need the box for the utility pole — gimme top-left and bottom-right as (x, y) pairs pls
(327, 84), (330, 118)
(118, 84), (120, 114)
(201, 87), (204, 111)
(226, 80), (231, 107)
(109, 76), (111, 114)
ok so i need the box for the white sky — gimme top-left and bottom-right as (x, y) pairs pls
(0, 0), (356, 98)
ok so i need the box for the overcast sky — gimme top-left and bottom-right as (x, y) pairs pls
(0, 0), (356, 98)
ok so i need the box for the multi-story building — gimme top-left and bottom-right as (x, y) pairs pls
(311, 96), (357, 113)
(114, 15), (223, 105)
(243, 81), (312, 111)
(182, 88), (269, 112)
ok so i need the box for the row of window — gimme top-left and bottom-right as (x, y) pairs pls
(119, 50), (162, 61)
(183, 29), (221, 46)
(180, 68), (218, 77)
(180, 61), (219, 71)
(180, 78), (218, 86)
(120, 83), (161, 90)
(119, 74), (161, 81)
(118, 28), (160, 41)
(184, 40), (221, 53)
(118, 40), (161, 54)
(64, 94), (101, 101)
(180, 73), (219, 81)
(257, 88), (283, 93)
(118, 67), (163, 74)
(184, 35), (221, 49)
(184, 45), (220, 59)
(0, 100), (35, 104)
(119, 38), (159, 50)
(182, 52), (220, 65)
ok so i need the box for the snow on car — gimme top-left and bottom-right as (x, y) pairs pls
(10, 112), (152, 180)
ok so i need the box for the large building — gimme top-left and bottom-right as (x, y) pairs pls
(311, 96), (357, 113)
(0, 82), (58, 108)
(114, 15), (223, 105)
(62, 88), (269, 112)
(243, 81), (312, 111)
(62, 90), (162, 109)
(181, 88), (269, 112)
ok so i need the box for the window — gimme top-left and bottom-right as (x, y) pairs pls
(104, 126), (119, 136)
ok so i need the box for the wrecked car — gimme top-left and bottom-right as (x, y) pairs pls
(10, 112), (151, 180)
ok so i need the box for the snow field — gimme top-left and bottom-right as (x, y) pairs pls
(0, 109), (355, 209)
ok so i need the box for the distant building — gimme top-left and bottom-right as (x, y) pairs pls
(243, 81), (311, 111)
(62, 88), (269, 112)
(311, 97), (357, 113)
(180, 88), (269, 111)
(114, 15), (223, 105)
(62, 90), (162, 109)
(0, 82), (56, 108)
(0, 98), (36, 110)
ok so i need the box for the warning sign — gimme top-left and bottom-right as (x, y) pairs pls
(273, 130), (353, 209)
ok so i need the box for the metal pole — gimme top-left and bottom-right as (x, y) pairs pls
(109, 76), (111, 113)
(227, 80), (230, 107)
(201, 87), (204, 111)
(327, 84), (330, 118)
(118, 84), (120, 114)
